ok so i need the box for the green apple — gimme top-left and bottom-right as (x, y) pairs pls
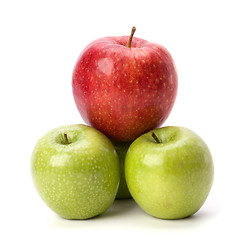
(111, 140), (132, 199)
(31, 124), (120, 219)
(125, 126), (214, 219)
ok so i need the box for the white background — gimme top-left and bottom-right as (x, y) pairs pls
(1, 0), (239, 239)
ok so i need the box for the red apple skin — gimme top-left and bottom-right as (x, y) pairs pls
(72, 36), (178, 141)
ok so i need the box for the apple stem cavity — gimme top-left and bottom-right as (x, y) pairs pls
(64, 133), (70, 145)
(151, 130), (161, 144)
(128, 26), (136, 48)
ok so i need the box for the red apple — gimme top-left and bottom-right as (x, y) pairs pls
(72, 27), (178, 141)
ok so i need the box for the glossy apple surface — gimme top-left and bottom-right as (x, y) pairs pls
(125, 127), (214, 219)
(111, 140), (132, 199)
(31, 124), (120, 219)
(72, 28), (178, 141)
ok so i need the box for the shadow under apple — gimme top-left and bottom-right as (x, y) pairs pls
(98, 199), (138, 219)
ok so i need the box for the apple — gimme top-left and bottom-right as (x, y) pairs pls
(111, 140), (132, 199)
(31, 124), (120, 219)
(125, 126), (214, 219)
(72, 27), (178, 141)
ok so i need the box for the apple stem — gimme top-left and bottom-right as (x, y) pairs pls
(151, 130), (161, 144)
(128, 26), (136, 48)
(64, 133), (69, 145)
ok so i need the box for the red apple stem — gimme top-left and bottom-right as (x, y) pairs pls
(64, 133), (69, 145)
(151, 130), (161, 143)
(128, 26), (136, 48)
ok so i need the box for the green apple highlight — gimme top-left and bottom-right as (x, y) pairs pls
(111, 140), (132, 199)
(125, 126), (214, 219)
(31, 124), (120, 219)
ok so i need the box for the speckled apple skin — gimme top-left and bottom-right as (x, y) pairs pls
(125, 127), (214, 219)
(31, 124), (120, 219)
(72, 36), (178, 141)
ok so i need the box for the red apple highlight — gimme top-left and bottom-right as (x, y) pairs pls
(72, 27), (178, 141)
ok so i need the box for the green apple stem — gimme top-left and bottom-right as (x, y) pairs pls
(151, 130), (161, 144)
(128, 26), (136, 48)
(64, 133), (69, 145)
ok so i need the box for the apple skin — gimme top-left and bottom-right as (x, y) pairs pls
(125, 127), (214, 219)
(72, 34), (178, 141)
(31, 124), (120, 219)
(111, 140), (132, 199)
